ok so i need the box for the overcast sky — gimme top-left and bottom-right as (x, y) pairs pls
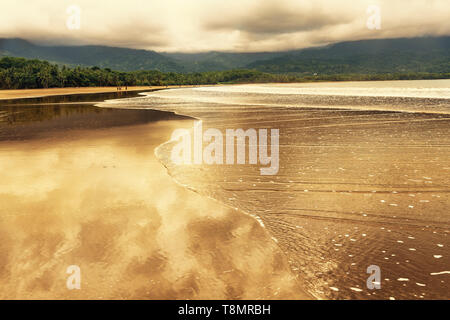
(0, 0), (449, 52)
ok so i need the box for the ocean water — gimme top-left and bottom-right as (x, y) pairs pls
(100, 80), (450, 299)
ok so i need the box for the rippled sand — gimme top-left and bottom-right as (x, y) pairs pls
(101, 80), (450, 299)
(0, 94), (308, 299)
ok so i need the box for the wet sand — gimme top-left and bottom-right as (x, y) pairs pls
(0, 86), (198, 101)
(101, 81), (450, 300)
(0, 92), (309, 299)
(2, 80), (449, 300)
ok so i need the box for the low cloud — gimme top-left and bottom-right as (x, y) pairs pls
(205, 1), (352, 35)
(0, 0), (449, 52)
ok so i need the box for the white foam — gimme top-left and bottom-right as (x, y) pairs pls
(430, 271), (450, 276)
(416, 283), (426, 287)
(330, 287), (339, 292)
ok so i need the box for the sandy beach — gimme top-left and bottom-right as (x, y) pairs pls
(0, 91), (309, 299)
(0, 86), (198, 101)
(1, 81), (449, 300)
(102, 81), (450, 300)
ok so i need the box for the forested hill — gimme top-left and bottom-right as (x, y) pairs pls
(1, 36), (449, 74)
(162, 51), (283, 72)
(1, 56), (449, 90)
(0, 56), (301, 89)
(0, 38), (182, 72)
(248, 37), (450, 75)
(0, 38), (282, 73)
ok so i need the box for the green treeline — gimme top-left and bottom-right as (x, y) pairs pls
(0, 56), (296, 89)
(0, 56), (449, 90)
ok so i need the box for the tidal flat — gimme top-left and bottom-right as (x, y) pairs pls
(101, 80), (450, 299)
(0, 91), (307, 299)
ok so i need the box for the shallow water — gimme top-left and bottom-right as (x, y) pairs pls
(101, 80), (450, 299)
(0, 91), (306, 299)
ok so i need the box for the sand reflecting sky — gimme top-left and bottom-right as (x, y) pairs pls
(0, 102), (308, 299)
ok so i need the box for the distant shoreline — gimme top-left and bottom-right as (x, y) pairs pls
(0, 85), (200, 100)
(2, 56), (448, 95)
(4, 77), (450, 101)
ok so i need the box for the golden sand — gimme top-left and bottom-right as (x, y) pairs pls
(0, 86), (196, 100)
(0, 102), (310, 299)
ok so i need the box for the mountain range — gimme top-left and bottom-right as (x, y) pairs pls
(1, 36), (449, 74)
